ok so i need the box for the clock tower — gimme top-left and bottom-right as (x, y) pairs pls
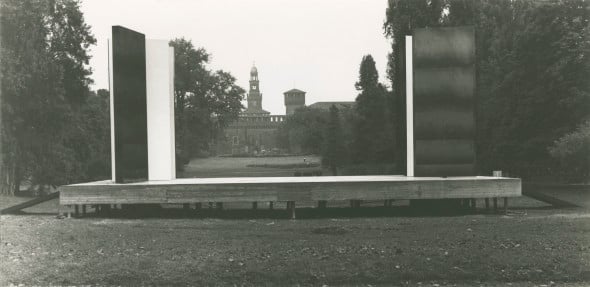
(247, 65), (262, 110)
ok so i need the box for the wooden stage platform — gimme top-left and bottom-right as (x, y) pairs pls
(59, 176), (521, 217)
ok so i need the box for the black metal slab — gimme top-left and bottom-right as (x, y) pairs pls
(413, 26), (476, 176)
(111, 26), (148, 182)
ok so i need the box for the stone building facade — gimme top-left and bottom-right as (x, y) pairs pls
(220, 66), (287, 155)
(219, 65), (353, 155)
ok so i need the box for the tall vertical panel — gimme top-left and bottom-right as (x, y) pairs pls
(111, 26), (148, 182)
(413, 26), (475, 176)
(405, 36), (414, 177)
(146, 40), (176, 180)
(108, 39), (115, 181)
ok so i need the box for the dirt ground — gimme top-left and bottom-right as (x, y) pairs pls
(1, 195), (590, 286)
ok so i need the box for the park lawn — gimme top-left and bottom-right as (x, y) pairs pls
(1, 195), (590, 286)
(180, 155), (323, 178)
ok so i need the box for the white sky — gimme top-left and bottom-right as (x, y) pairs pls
(81, 0), (391, 115)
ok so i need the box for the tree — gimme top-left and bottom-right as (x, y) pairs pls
(79, 89), (110, 181)
(352, 55), (395, 164)
(169, 38), (245, 162)
(384, 0), (590, 180)
(460, 0), (590, 178)
(322, 105), (347, 175)
(1, 0), (97, 194)
(549, 119), (590, 183)
(276, 107), (329, 154)
(47, 0), (96, 106)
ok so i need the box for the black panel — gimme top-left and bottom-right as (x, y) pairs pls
(415, 164), (474, 177)
(413, 27), (475, 68)
(413, 67), (475, 107)
(112, 26), (147, 182)
(413, 26), (475, 176)
(414, 109), (475, 140)
(414, 140), (474, 165)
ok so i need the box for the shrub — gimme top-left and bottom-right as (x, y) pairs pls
(548, 120), (590, 183)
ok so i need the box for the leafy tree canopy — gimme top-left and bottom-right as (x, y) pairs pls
(169, 38), (245, 161)
(384, 0), (590, 180)
(1, 0), (100, 194)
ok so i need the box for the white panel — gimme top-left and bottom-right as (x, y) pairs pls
(108, 38), (116, 182)
(406, 36), (414, 177)
(146, 40), (176, 180)
(169, 46), (176, 179)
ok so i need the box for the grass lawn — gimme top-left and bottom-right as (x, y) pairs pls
(1, 194), (590, 286)
(180, 155), (323, 178)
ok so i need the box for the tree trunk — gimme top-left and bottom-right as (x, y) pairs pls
(1, 156), (18, 195)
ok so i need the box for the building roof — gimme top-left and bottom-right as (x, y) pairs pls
(250, 65), (258, 75)
(242, 107), (270, 115)
(308, 101), (355, 110)
(284, 88), (306, 94)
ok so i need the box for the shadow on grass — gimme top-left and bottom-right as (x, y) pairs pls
(47, 203), (560, 220)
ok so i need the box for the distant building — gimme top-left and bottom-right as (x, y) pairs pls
(284, 88), (306, 115)
(308, 101), (355, 111)
(219, 65), (353, 155)
(220, 65), (286, 155)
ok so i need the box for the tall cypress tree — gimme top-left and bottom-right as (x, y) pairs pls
(322, 105), (346, 175)
(352, 55), (395, 165)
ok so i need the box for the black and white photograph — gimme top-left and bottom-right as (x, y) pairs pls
(1, 0), (589, 286)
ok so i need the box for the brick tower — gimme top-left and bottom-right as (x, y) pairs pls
(284, 88), (306, 115)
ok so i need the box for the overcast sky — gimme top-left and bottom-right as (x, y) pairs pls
(81, 0), (391, 115)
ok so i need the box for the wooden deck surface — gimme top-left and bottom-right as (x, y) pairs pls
(59, 176), (521, 205)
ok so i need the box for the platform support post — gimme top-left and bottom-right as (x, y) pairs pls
(503, 197), (508, 214)
(104, 204), (111, 215)
(287, 201), (296, 219)
(269, 201), (274, 210)
(74, 205), (80, 217)
(470, 198), (476, 210)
